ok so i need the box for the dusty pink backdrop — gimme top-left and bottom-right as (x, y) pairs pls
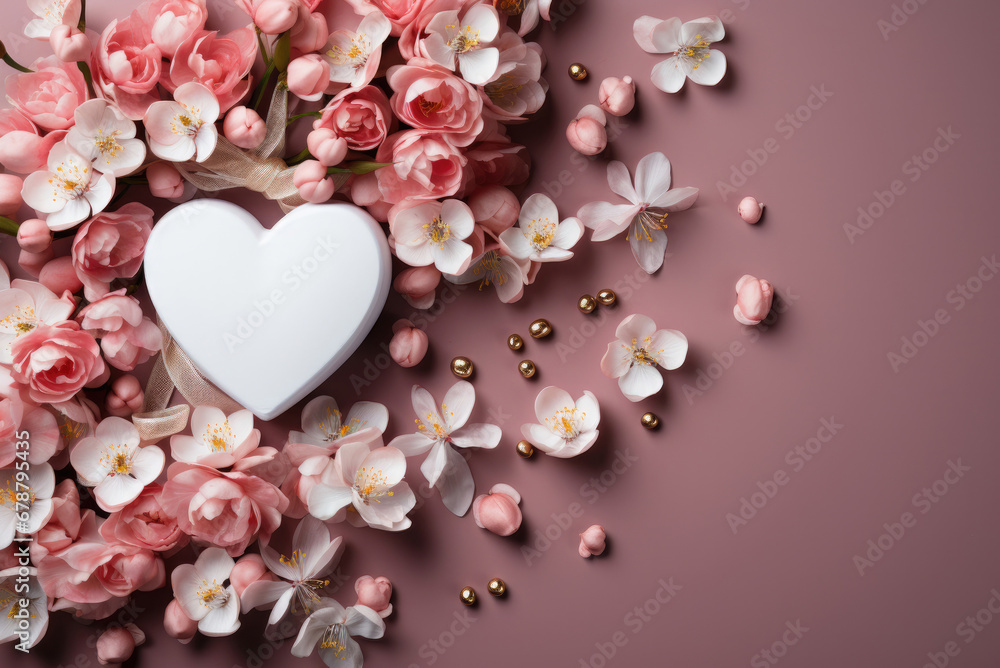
(4, 0), (1000, 667)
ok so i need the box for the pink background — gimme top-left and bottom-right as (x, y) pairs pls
(5, 0), (1000, 667)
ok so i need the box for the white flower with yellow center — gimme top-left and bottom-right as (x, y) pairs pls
(144, 82), (220, 163)
(70, 416), (165, 512)
(500, 193), (584, 263)
(0, 463), (54, 550)
(291, 600), (385, 668)
(290, 396), (388, 452)
(170, 406), (263, 469)
(445, 249), (530, 304)
(324, 12), (391, 87)
(0, 279), (76, 365)
(24, 0), (79, 40)
(424, 5), (501, 85)
(0, 566), (48, 649)
(521, 387), (600, 458)
(634, 15), (726, 93)
(390, 199), (476, 275)
(601, 314), (688, 401)
(66, 99), (146, 177)
(171, 547), (241, 637)
(21, 142), (116, 232)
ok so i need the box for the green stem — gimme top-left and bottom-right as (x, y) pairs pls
(2, 53), (31, 73)
(285, 111), (321, 127)
(0, 216), (19, 236)
(78, 61), (97, 99)
(285, 147), (312, 166)
(251, 61), (276, 111)
(77, 0), (86, 31)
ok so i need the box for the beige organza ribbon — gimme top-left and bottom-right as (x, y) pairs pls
(173, 84), (307, 213)
(132, 319), (244, 443)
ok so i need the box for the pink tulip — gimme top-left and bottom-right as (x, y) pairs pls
(354, 575), (393, 618)
(306, 129), (348, 167)
(566, 105), (607, 155)
(579, 524), (607, 557)
(146, 162), (188, 200)
(16, 218), (51, 253)
(106, 375), (144, 418)
(734, 274), (774, 325)
(49, 25), (92, 62)
(0, 174), (23, 217)
(96, 624), (144, 665)
(472, 483), (522, 537)
(293, 160), (336, 204)
(389, 319), (428, 368)
(598, 76), (636, 116)
(738, 196), (764, 224)
(223, 106), (267, 150)
(242, 0), (299, 34)
(39, 256), (83, 295)
(392, 265), (440, 310)
(288, 55), (330, 101)
(468, 186), (520, 236)
(163, 599), (198, 643)
(229, 553), (277, 598)
(18, 248), (53, 277)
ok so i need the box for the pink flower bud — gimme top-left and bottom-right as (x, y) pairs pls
(598, 76), (636, 116)
(230, 553), (277, 598)
(288, 55), (331, 102)
(294, 160), (337, 203)
(0, 174), (23, 217)
(18, 247), (53, 278)
(290, 11), (328, 55)
(163, 599), (197, 644)
(389, 319), (428, 368)
(566, 105), (608, 155)
(738, 196), (764, 224)
(472, 483), (522, 537)
(467, 186), (520, 236)
(49, 25), (92, 63)
(354, 575), (393, 618)
(106, 375), (144, 417)
(96, 624), (144, 665)
(306, 128), (348, 167)
(734, 274), (774, 325)
(392, 266), (440, 310)
(579, 524), (607, 557)
(39, 256), (82, 295)
(252, 0), (298, 34)
(223, 106), (267, 150)
(146, 162), (187, 200)
(16, 219), (51, 253)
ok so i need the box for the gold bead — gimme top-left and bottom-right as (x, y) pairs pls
(597, 289), (617, 306)
(451, 356), (474, 379)
(518, 360), (536, 378)
(578, 294), (597, 313)
(568, 63), (588, 81)
(528, 319), (552, 339)
(641, 412), (660, 430)
(459, 586), (477, 605)
(516, 440), (534, 458)
(494, 0), (525, 17)
(507, 333), (524, 351)
(487, 578), (506, 597)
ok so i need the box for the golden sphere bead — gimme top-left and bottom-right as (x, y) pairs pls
(518, 360), (536, 378)
(487, 578), (506, 597)
(641, 412), (660, 430)
(459, 586), (477, 605)
(528, 319), (552, 339)
(451, 356), (474, 379)
(578, 294), (597, 313)
(507, 333), (524, 351)
(568, 63), (588, 81)
(494, 0), (525, 16)
(516, 440), (534, 458)
(597, 289), (617, 306)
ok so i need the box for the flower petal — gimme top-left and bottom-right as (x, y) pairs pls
(534, 386), (574, 424)
(441, 380), (475, 431)
(649, 329), (688, 370)
(615, 313), (657, 342)
(633, 152), (672, 204)
(434, 445), (475, 516)
(650, 57), (688, 94)
(606, 161), (637, 203)
(681, 16), (724, 44)
(629, 222), (668, 273)
(618, 364), (663, 402)
(687, 49), (726, 86)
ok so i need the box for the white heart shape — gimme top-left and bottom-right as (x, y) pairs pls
(144, 199), (390, 420)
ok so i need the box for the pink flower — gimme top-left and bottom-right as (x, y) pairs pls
(71, 202), (154, 301)
(734, 274), (774, 325)
(164, 28), (257, 114)
(392, 265), (440, 309)
(163, 599), (198, 643)
(49, 25), (92, 63)
(24, 0), (82, 41)
(599, 76), (636, 116)
(134, 0), (209, 58)
(96, 625), (145, 665)
(287, 55), (330, 102)
(146, 162), (191, 200)
(387, 59), (483, 146)
(0, 401), (59, 469)
(467, 185), (519, 235)
(356, 0), (432, 37)
(223, 107), (267, 151)
(91, 15), (163, 121)
(472, 483), (522, 536)
(30, 479), (83, 563)
(389, 198), (476, 273)
(77, 290), (162, 371)
(144, 82), (220, 163)
(16, 219), (53, 254)
(4, 55), (88, 131)
(0, 110), (66, 175)
(354, 575), (393, 618)
(289, 3), (329, 55)
(306, 129), (347, 167)
(566, 105), (607, 155)
(396, 0), (468, 59)
(170, 406), (275, 471)
(99, 483), (187, 552)
(105, 374), (144, 417)
(314, 85), (395, 152)
(39, 256), (83, 295)
(481, 30), (547, 122)
(323, 11), (392, 87)
(375, 129), (470, 204)
(21, 142), (116, 232)
(159, 462), (289, 556)
(465, 129), (530, 187)
(293, 160), (337, 204)
(0, 174), (23, 218)
(579, 524), (607, 557)
(10, 321), (106, 403)
(389, 319), (428, 368)
(237, 0), (299, 34)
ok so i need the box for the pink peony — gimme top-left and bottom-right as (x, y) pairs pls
(159, 462), (289, 556)
(100, 483), (187, 553)
(315, 85), (395, 152)
(4, 55), (88, 131)
(375, 129), (470, 204)
(77, 290), (162, 371)
(387, 59), (483, 146)
(91, 14), (163, 120)
(71, 202), (154, 301)
(134, 0), (209, 58)
(10, 322), (107, 403)
(164, 28), (257, 114)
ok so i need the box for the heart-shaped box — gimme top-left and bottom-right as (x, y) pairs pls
(144, 199), (390, 420)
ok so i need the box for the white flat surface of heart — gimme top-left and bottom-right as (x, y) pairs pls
(144, 199), (390, 420)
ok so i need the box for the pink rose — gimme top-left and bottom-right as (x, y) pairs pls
(0, 109), (66, 175)
(348, 0), (430, 37)
(100, 483), (187, 553)
(71, 202), (153, 301)
(375, 129), (470, 204)
(315, 85), (395, 152)
(134, 0), (209, 58)
(92, 14), (163, 120)
(387, 59), (483, 146)
(4, 55), (88, 131)
(159, 462), (289, 556)
(164, 28), (257, 114)
(11, 322), (107, 404)
(77, 290), (162, 371)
